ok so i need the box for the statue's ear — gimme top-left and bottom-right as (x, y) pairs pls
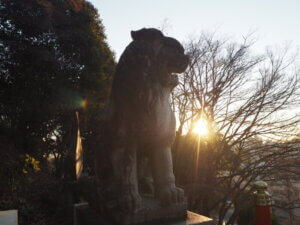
(131, 28), (164, 42)
(131, 30), (137, 40)
(131, 28), (147, 41)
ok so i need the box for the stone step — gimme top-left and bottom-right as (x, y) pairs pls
(74, 202), (214, 225)
(0, 210), (18, 225)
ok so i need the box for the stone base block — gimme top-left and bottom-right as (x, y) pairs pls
(0, 210), (18, 225)
(74, 198), (213, 225)
(111, 196), (187, 225)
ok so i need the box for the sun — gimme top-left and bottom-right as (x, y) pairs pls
(193, 118), (209, 136)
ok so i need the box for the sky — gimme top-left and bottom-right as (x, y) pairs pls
(89, 0), (300, 60)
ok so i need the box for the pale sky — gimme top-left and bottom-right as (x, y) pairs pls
(89, 0), (300, 60)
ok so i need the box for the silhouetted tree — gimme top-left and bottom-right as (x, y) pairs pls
(172, 33), (300, 224)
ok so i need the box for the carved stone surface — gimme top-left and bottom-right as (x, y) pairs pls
(92, 28), (189, 224)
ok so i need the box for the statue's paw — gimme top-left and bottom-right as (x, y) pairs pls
(139, 177), (154, 195)
(120, 191), (142, 213)
(157, 186), (184, 205)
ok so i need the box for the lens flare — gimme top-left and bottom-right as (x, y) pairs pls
(81, 99), (88, 109)
(193, 118), (209, 136)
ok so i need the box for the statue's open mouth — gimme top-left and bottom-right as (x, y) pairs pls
(169, 73), (179, 87)
(170, 73), (178, 79)
(167, 55), (189, 74)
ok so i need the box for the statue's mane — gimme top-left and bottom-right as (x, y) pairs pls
(107, 28), (188, 135)
(110, 40), (166, 125)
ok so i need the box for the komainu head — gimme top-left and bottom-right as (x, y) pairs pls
(130, 28), (189, 76)
(110, 28), (189, 125)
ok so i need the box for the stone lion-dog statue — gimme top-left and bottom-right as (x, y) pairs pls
(95, 28), (189, 215)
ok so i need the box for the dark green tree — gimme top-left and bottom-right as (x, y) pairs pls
(0, 0), (115, 224)
(0, 0), (114, 171)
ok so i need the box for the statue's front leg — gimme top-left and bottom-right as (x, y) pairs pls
(112, 145), (142, 212)
(150, 145), (184, 205)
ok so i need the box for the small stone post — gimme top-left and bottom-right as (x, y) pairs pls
(253, 180), (272, 225)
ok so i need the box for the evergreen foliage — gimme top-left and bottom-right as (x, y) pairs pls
(0, 1), (115, 223)
(0, 0), (114, 160)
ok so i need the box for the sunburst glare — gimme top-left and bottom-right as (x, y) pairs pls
(193, 117), (209, 136)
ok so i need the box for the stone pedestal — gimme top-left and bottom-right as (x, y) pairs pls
(0, 210), (18, 225)
(74, 200), (214, 225)
(111, 196), (187, 225)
